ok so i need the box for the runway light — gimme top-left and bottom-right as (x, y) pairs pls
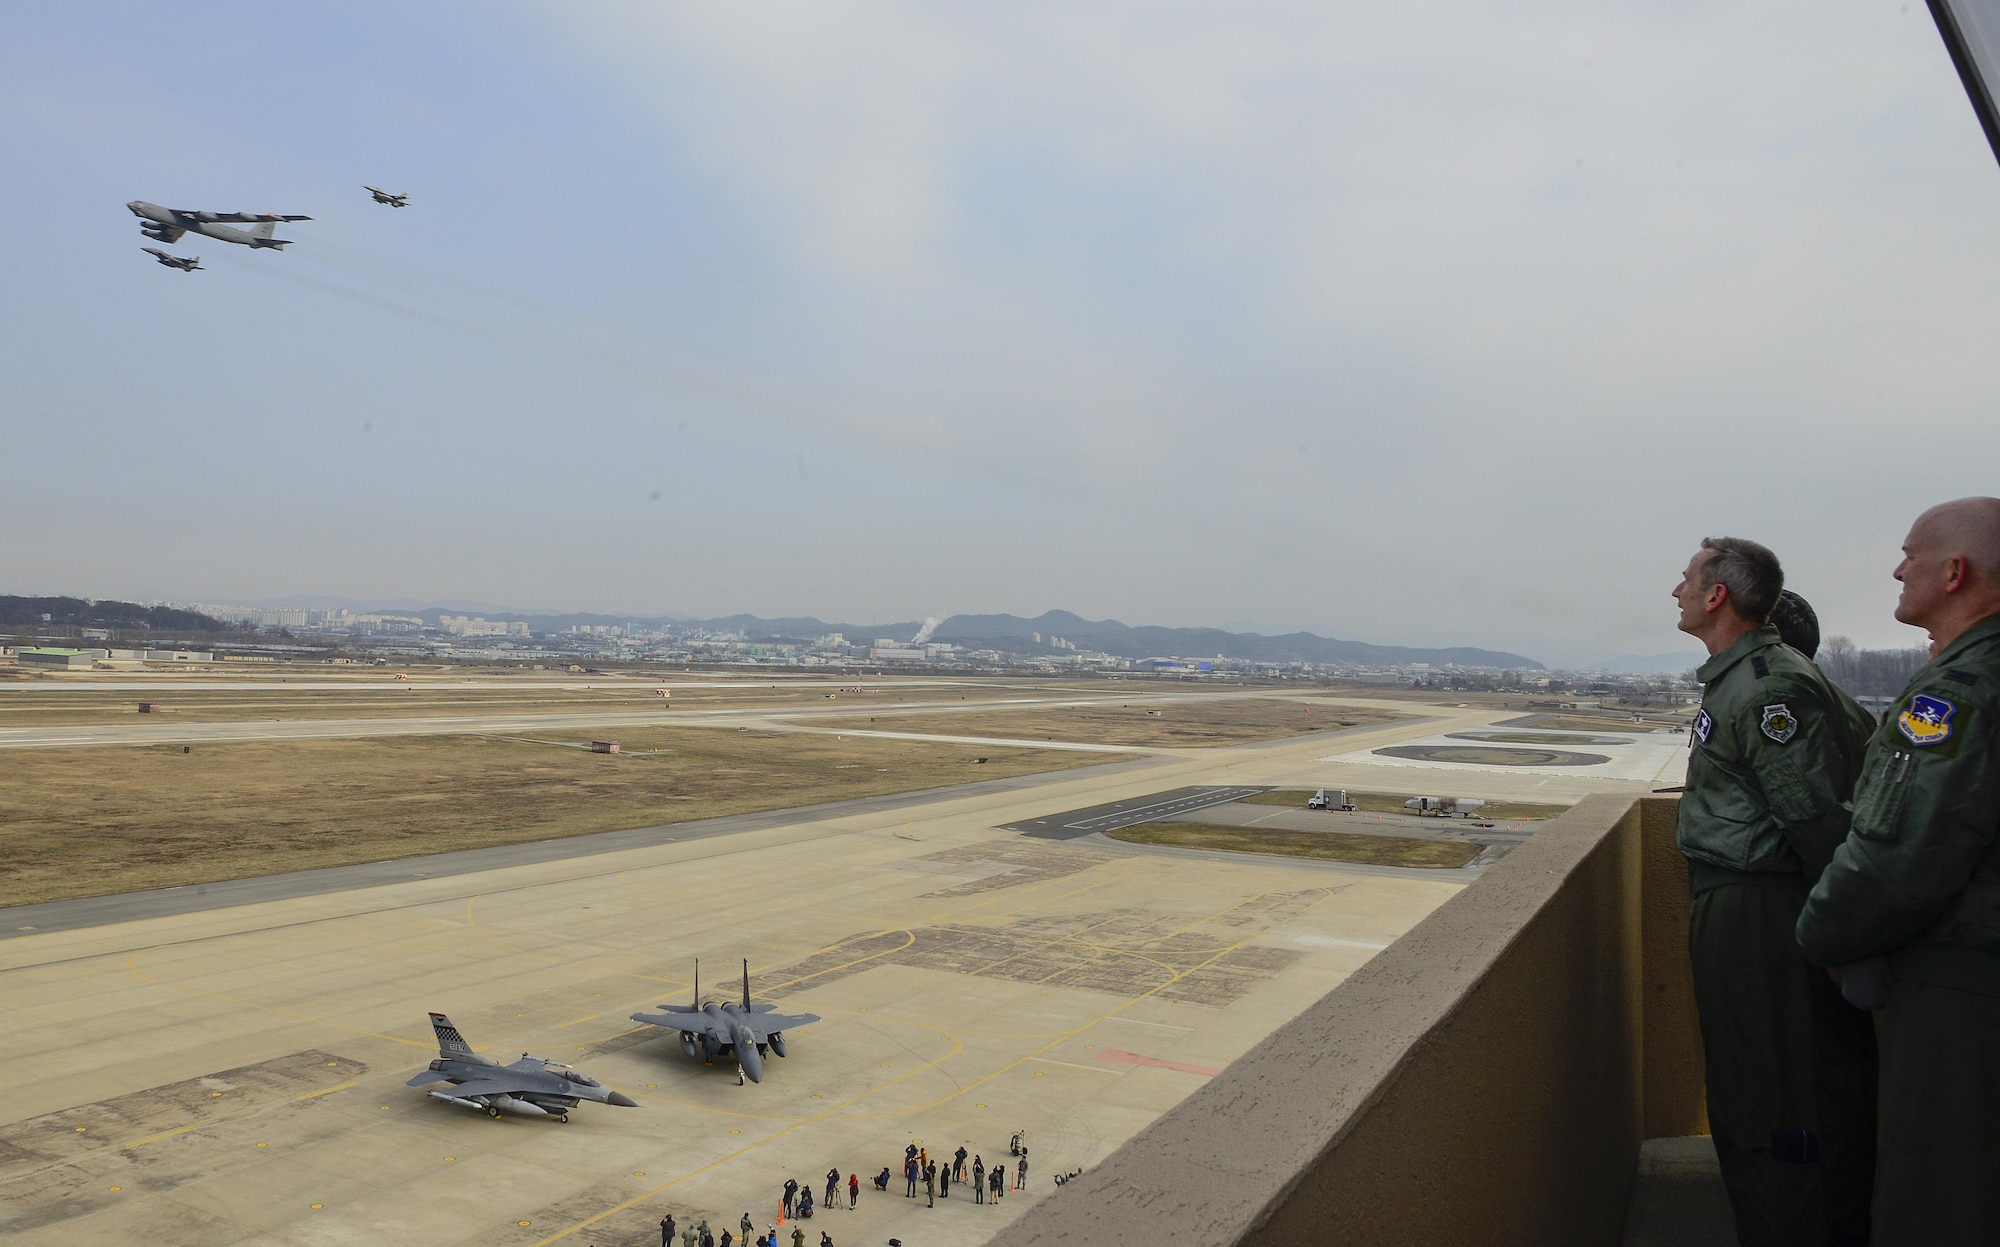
(109, 1186), (121, 1193)
(634, 1171), (645, 1177)
(518, 1221), (531, 1227)
(730, 1129), (740, 1135)
(444, 1156), (455, 1162)
(74, 1127), (86, 1133)
(257, 1142), (267, 1148)
(311, 1204), (324, 1211)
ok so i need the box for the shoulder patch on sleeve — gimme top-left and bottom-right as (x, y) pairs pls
(1946, 669), (1978, 686)
(1760, 704), (1798, 743)
(1752, 655), (1769, 678)
(1896, 693), (1957, 747)
(1693, 709), (1714, 743)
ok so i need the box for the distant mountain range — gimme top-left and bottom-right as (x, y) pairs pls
(6, 594), (1544, 670)
(354, 605), (1543, 669)
(0, 595), (236, 635)
(566, 608), (1540, 670)
(922, 611), (1542, 669)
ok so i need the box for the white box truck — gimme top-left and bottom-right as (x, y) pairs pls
(1308, 788), (1356, 812)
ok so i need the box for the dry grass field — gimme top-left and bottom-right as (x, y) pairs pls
(1235, 788), (1572, 822)
(1513, 713), (1678, 734)
(816, 697), (1404, 747)
(0, 730), (1125, 907)
(1106, 821), (1483, 868)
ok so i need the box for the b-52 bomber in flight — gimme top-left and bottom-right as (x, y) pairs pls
(141, 247), (202, 272)
(364, 185), (410, 207)
(407, 1012), (639, 1122)
(631, 959), (820, 1084)
(127, 201), (311, 250)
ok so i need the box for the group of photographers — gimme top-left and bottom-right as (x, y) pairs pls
(1672, 497), (2000, 1247)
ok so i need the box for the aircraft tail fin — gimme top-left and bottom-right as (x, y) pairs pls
(692, 958), (699, 1011)
(429, 1012), (476, 1059)
(743, 958), (752, 1010)
(248, 220), (276, 241)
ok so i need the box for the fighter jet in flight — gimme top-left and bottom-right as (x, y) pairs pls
(141, 247), (202, 272)
(630, 959), (820, 1084)
(128, 201), (311, 250)
(364, 185), (410, 207)
(406, 1012), (639, 1121)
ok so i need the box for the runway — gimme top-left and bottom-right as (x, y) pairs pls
(0, 686), (1282, 751)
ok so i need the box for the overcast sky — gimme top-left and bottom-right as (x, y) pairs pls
(3, 3), (1995, 664)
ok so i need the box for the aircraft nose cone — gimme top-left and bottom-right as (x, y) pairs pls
(607, 1091), (638, 1107)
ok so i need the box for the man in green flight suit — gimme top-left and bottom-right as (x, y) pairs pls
(1673, 536), (1879, 1247)
(1798, 497), (2000, 1246)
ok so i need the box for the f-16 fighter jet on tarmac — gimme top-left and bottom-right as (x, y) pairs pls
(127, 200), (311, 250)
(631, 958), (821, 1084)
(407, 1012), (639, 1122)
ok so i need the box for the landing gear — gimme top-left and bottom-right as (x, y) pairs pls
(558, 1112), (570, 1124)
(487, 1106), (501, 1119)
(736, 1064), (746, 1086)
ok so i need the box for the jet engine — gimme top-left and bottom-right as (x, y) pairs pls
(768, 1033), (787, 1058)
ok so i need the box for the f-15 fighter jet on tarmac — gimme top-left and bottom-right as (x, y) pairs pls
(408, 1012), (639, 1122)
(631, 959), (821, 1084)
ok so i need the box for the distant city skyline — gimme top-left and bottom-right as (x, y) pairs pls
(5, 5), (1992, 662)
(12, 589), (1707, 671)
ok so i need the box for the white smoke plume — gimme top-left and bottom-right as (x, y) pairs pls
(911, 615), (946, 644)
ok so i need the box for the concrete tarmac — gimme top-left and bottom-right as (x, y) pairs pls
(0, 699), (1679, 1247)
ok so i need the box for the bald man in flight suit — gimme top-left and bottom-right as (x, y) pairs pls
(1799, 497), (2000, 1246)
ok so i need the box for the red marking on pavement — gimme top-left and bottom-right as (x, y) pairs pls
(1091, 1048), (1222, 1078)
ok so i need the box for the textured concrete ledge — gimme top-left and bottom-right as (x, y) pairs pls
(993, 793), (1660, 1247)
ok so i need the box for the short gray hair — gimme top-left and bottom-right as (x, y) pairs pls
(1699, 537), (1784, 624)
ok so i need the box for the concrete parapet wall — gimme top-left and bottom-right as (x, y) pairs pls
(1640, 795), (1706, 1137)
(995, 793), (1697, 1247)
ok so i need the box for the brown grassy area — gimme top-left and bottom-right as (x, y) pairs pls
(0, 678), (1046, 726)
(1106, 821), (1482, 869)
(811, 698), (1405, 748)
(1235, 789), (1572, 822)
(0, 731), (1126, 907)
(1510, 714), (1679, 734)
